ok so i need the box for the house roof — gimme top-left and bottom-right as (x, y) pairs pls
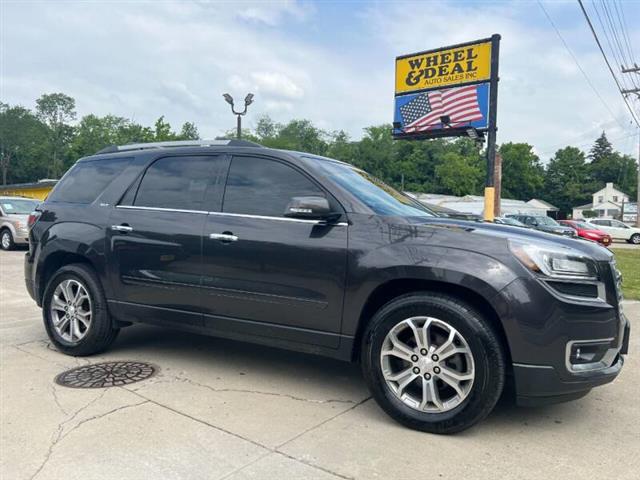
(527, 198), (559, 210)
(0, 179), (58, 190)
(574, 202), (593, 210)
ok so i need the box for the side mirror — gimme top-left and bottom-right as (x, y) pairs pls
(284, 196), (334, 220)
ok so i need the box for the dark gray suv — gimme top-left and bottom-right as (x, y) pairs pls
(24, 140), (629, 433)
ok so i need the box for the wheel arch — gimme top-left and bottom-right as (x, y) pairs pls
(38, 251), (96, 305)
(351, 278), (513, 369)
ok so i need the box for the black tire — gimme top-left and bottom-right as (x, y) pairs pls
(43, 263), (119, 356)
(1, 229), (15, 251)
(361, 293), (506, 434)
(629, 234), (640, 245)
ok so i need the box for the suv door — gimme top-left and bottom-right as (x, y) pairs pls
(107, 154), (229, 327)
(201, 155), (348, 347)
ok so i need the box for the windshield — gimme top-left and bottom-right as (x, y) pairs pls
(309, 157), (435, 217)
(1, 199), (38, 215)
(574, 221), (594, 229)
(536, 216), (560, 226)
(501, 217), (525, 226)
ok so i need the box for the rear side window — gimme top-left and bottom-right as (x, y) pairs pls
(223, 156), (324, 217)
(133, 156), (219, 211)
(48, 157), (132, 204)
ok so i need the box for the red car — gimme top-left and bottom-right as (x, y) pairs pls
(558, 220), (612, 247)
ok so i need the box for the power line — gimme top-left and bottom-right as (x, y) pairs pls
(595, 0), (638, 91)
(537, 1), (626, 130)
(577, 0), (640, 128)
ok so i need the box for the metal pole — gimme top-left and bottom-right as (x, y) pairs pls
(237, 115), (242, 139)
(636, 128), (640, 227)
(493, 152), (502, 218)
(483, 34), (501, 221)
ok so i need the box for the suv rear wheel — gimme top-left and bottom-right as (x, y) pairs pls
(43, 263), (119, 356)
(361, 293), (505, 434)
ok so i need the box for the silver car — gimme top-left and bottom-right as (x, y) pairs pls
(0, 196), (39, 250)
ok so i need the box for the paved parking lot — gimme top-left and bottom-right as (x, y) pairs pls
(1, 249), (639, 480)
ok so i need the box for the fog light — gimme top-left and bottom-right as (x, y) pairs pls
(568, 341), (610, 366)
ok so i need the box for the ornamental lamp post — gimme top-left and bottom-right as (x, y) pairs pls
(223, 93), (254, 139)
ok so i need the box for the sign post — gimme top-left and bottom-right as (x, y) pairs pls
(483, 34), (501, 221)
(392, 34), (501, 220)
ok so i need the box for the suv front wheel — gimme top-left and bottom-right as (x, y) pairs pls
(43, 263), (119, 356)
(361, 293), (505, 434)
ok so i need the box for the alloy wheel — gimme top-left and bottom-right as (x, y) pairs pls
(50, 279), (92, 343)
(1, 232), (10, 249)
(380, 316), (475, 413)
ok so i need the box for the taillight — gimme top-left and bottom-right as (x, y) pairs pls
(27, 211), (41, 228)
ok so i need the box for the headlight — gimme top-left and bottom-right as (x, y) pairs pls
(509, 239), (598, 280)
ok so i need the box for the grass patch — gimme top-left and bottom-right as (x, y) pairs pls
(611, 248), (640, 301)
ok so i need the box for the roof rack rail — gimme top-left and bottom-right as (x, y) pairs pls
(96, 139), (262, 155)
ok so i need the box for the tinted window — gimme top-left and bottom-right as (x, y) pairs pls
(134, 156), (219, 210)
(223, 156), (324, 217)
(310, 157), (434, 217)
(48, 157), (132, 204)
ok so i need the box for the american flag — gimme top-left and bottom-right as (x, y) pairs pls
(400, 85), (483, 133)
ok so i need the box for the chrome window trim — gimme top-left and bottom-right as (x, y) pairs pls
(116, 205), (208, 215)
(207, 211), (348, 226)
(115, 205), (348, 226)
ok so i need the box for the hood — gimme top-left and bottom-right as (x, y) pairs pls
(580, 228), (609, 237)
(410, 217), (613, 261)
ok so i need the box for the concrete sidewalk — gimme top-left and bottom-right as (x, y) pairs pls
(1, 249), (638, 479)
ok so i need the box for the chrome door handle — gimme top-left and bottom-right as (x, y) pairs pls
(111, 225), (133, 232)
(209, 233), (238, 242)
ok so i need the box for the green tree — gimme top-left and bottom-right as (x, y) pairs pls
(0, 103), (50, 184)
(35, 93), (76, 177)
(179, 122), (200, 140)
(499, 142), (544, 200)
(586, 132), (638, 199)
(543, 146), (590, 215)
(435, 151), (482, 196)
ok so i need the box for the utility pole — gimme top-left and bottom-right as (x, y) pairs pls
(637, 128), (640, 227)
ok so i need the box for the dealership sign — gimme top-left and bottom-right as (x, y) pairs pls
(392, 34), (502, 222)
(393, 36), (499, 140)
(395, 40), (492, 94)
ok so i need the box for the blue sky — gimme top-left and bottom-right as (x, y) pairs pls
(2, 0), (639, 161)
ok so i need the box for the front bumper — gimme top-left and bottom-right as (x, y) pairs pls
(513, 315), (629, 406)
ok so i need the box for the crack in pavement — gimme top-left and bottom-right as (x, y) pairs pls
(29, 397), (148, 480)
(126, 388), (367, 480)
(134, 374), (359, 405)
(50, 384), (68, 416)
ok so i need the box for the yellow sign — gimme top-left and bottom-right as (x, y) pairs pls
(395, 41), (492, 94)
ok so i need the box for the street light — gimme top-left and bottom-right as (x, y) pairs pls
(223, 93), (254, 139)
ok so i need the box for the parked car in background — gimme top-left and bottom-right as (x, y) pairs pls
(507, 214), (576, 237)
(493, 217), (529, 228)
(0, 196), (39, 250)
(24, 140), (629, 434)
(558, 220), (612, 247)
(585, 219), (640, 245)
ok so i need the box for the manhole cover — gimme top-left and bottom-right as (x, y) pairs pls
(55, 361), (157, 388)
